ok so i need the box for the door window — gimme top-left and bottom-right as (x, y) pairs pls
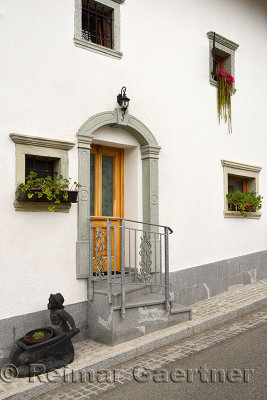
(102, 155), (114, 216)
(90, 144), (124, 218)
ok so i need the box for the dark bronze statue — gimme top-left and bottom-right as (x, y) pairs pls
(47, 293), (80, 335)
(9, 293), (80, 377)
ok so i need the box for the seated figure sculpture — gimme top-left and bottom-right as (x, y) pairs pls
(9, 293), (80, 377)
(47, 293), (80, 336)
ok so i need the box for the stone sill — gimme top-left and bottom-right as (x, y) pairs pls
(74, 38), (123, 59)
(13, 201), (71, 213)
(209, 78), (236, 94)
(224, 210), (261, 219)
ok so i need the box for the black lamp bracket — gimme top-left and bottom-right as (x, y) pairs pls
(117, 86), (129, 121)
(117, 86), (127, 107)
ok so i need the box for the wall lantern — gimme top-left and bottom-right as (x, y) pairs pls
(117, 86), (130, 120)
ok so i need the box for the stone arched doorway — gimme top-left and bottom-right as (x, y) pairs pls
(76, 108), (161, 278)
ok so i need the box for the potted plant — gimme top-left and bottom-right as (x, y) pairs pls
(217, 70), (234, 133)
(18, 171), (81, 212)
(24, 328), (53, 344)
(226, 190), (263, 217)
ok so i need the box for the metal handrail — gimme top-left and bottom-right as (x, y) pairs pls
(88, 217), (173, 234)
(89, 217), (172, 318)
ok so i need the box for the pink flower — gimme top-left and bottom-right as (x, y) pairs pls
(218, 70), (234, 84)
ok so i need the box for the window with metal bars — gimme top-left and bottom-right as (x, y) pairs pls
(82, 0), (113, 49)
(213, 55), (223, 81)
(207, 32), (239, 91)
(25, 156), (57, 182)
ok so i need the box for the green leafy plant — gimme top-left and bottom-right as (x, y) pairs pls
(217, 71), (234, 134)
(32, 331), (45, 340)
(19, 171), (81, 212)
(226, 191), (263, 217)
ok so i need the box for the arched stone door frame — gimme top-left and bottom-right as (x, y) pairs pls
(76, 108), (161, 278)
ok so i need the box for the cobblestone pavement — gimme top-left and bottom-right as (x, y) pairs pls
(33, 306), (267, 400)
(191, 281), (267, 319)
(1, 279), (267, 400)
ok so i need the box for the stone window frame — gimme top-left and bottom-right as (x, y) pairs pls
(74, 0), (124, 59)
(221, 160), (262, 219)
(10, 133), (75, 212)
(207, 31), (239, 93)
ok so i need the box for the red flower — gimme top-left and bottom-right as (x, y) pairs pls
(247, 205), (251, 209)
(218, 70), (234, 84)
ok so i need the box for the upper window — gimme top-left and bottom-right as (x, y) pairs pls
(74, 0), (123, 59)
(207, 32), (239, 92)
(213, 55), (223, 81)
(82, 1), (113, 49)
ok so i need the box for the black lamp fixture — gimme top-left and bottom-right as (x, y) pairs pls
(117, 86), (130, 120)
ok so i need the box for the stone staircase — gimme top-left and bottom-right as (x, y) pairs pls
(87, 218), (191, 345)
(88, 281), (191, 345)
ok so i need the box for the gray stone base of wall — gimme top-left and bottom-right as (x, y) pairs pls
(1, 250), (267, 354)
(170, 250), (267, 305)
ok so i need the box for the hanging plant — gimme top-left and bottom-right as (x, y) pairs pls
(217, 71), (234, 133)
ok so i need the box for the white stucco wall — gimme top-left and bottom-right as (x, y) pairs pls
(1, 0), (267, 318)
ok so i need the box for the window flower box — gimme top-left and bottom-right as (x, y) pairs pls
(226, 190), (263, 217)
(18, 171), (81, 212)
(17, 188), (78, 203)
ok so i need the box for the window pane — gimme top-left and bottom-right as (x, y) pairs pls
(228, 179), (243, 193)
(25, 156), (54, 181)
(81, 0), (113, 49)
(102, 155), (113, 216)
(90, 154), (95, 216)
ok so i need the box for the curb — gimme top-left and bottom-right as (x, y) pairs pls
(4, 295), (267, 400)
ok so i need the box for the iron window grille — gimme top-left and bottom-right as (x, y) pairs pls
(82, 0), (113, 49)
(25, 155), (57, 182)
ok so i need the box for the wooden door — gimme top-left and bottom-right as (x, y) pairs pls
(90, 144), (124, 273)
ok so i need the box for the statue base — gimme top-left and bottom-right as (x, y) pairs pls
(9, 327), (76, 378)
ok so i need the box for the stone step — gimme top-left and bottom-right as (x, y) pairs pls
(88, 293), (192, 345)
(113, 293), (167, 310)
(94, 283), (152, 307)
(93, 273), (135, 289)
(170, 301), (192, 320)
(94, 283), (150, 296)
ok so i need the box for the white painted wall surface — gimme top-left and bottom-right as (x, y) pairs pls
(0, 0), (267, 318)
